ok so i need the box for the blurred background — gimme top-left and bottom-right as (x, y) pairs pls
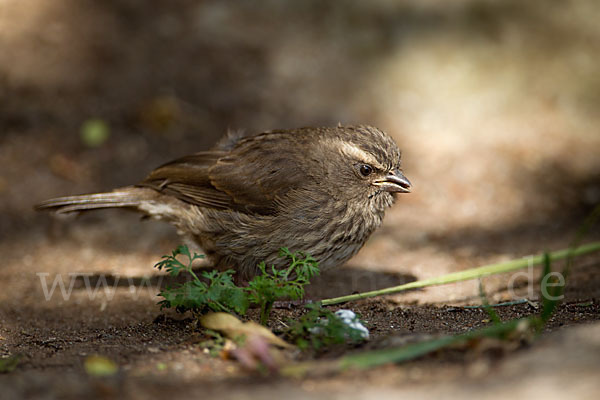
(2, 2), (600, 397)
(1, 0), (599, 302)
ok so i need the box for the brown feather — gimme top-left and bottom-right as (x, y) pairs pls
(36, 125), (410, 278)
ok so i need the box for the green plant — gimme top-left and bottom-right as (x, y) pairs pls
(155, 246), (319, 324)
(155, 245), (248, 314)
(286, 304), (367, 350)
(283, 254), (570, 377)
(246, 248), (319, 325)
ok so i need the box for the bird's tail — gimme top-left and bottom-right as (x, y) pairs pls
(35, 187), (150, 214)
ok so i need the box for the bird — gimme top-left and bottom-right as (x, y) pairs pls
(36, 125), (411, 278)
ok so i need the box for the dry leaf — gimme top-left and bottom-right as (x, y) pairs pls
(201, 312), (293, 373)
(200, 312), (293, 348)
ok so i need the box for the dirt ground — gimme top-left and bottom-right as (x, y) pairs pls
(1, 1), (600, 399)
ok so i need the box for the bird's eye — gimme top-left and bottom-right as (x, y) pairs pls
(359, 164), (373, 177)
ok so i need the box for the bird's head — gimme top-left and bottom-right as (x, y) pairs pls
(313, 125), (411, 211)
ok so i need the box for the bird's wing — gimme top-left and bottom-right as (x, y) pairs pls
(138, 151), (238, 211)
(208, 133), (308, 213)
(138, 133), (308, 214)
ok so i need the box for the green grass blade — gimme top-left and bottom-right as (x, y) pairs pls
(322, 242), (600, 306)
(338, 319), (525, 370)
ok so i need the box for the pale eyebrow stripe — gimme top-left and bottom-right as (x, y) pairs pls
(323, 138), (381, 167)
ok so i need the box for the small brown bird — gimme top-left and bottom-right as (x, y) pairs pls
(36, 125), (411, 277)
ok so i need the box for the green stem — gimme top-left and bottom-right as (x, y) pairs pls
(260, 301), (274, 326)
(321, 241), (600, 306)
(339, 317), (527, 370)
(187, 268), (201, 283)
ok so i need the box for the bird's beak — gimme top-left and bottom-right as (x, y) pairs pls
(374, 169), (411, 193)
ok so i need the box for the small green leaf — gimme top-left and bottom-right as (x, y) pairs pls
(176, 244), (191, 260)
(478, 280), (501, 325)
(80, 119), (110, 148)
(155, 245), (319, 324)
(0, 355), (20, 373)
(286, 304), (368, 350)
(156, 362), (167, 371)
(84, 355), (118, 377)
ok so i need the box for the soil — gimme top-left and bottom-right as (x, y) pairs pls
(1, 1), (600, 399)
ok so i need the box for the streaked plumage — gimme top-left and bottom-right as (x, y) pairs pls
(36, 125), (411, 277)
